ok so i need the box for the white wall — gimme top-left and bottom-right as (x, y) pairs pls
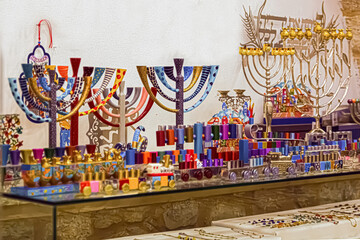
(0, 0), (358, 150)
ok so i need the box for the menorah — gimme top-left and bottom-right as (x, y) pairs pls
(137, 58), (219, 149)
(8, 62), (126, 148)
(348, 99), (360, 125)
(240, 13), (353, 135)
(281, 23), (353, 133)
(239, 44), (289, 135)
(86, 82), (157, 146)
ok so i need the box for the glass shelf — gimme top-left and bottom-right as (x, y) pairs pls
(2, 169), (360, 240)
(2, 168), (360, 206)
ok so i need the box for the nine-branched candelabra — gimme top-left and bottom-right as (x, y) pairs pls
(239, 44), (294, 134)
(8, 62), (126, 148)
(281, 23), (353, 133)
(138, 58), (219, 150)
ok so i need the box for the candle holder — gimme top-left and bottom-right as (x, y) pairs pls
(218, 89), (251, 113)
(239, 45), (289, 135)
(9, 63), (126, 148)
(282, 24), (353, 133)
(138, 58), (219, 149)
(240, 2), (352, 135)
(348, 99), (360, 125)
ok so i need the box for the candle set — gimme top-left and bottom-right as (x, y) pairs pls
(3, 114), (360, 197)
(156, 122), (243, 155)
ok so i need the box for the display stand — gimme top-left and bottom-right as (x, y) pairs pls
(1, 171), (360, 239)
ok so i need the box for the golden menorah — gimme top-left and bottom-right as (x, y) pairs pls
(282, 23), (352, 133)
(240, 22), (353, 135)
(239, 44), (294, 134)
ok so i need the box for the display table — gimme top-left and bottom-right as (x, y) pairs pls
(113, 226), (281, 240)
(1, 170), (360, 240)
(213, 199), (360, 240)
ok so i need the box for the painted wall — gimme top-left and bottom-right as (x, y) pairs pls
(0, 0), (358, 150)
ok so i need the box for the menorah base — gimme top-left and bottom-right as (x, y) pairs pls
(309, 127), (326, 134)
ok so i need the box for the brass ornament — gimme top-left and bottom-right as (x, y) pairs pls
(296, 28), (304, 40)
(122, 183), (130, 193)
(305, 28), (313, 39)
(169, 179), (176, 188)
(83, 186), (92, 197)
(337, 29), (345, 40)
(104, 184), (113, 195)
(289, 27), (297, 40)
(346, 28), (353, 40)
(139, 181), (148, 192)
(280, 27), (289, 39)
(153, 180), (161, 190)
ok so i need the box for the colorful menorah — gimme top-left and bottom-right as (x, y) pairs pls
(137, 58), (219, 149)
(8, 60), (126, 148)
(89, 81), (157, 144)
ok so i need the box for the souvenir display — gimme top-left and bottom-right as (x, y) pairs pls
(239, 1), (352, 135)
(1, 1), (360, 239)
(114, 226), (280, 240)
(213, 200), (360, 240)
(269, 82), (313, 118)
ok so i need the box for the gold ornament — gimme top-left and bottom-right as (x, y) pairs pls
(281, 27), (289, 39)
(263, 43), (271, 52)
(139, 181), (148, 192)
(83, 186), (92, 197)
(314, 22), (322, 33)
(322, 29), (330, 41)
(122, 183), (130, 193)
(346, 28), (353, 40)
(104, 184), (113, 195)
(153, 180), (161, 190)
(169, 179), (176, 188)
(305, 28), (312, 39)
(338, 29), (345, 40)
(330, 28), (338, 39)
(289, 27), (297, 40)
(297, 28), (304, 40)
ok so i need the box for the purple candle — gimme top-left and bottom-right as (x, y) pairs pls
(76, 145), (86, 158)
(257, 132), (262, 138)
(202, 158), (208, 167)
(55, 147), (66, 159)
(221, 124), (229, 140)
(204, 125), (212, 141)
(219, 158), (223, 166)
(209, 158), (213, 167)
(10, 149), (21, 165)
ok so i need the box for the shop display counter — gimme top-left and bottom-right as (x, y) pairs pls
(1, 170), (360, 240)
